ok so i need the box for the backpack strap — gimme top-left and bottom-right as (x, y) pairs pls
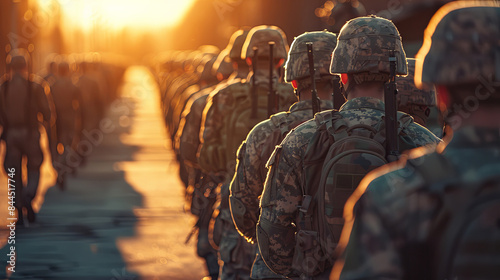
(270, 112), (291, 137)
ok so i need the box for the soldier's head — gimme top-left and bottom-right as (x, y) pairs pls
(241, 25), (289, 70)
(397, 58), (437, 126)
(330, 15), (407, 100)
(58, 61), (70, 77)
(415, 1), (500, 128)
(284, 30), (341, 100)
(6, 49), (29, 74)
(198, 55), (219, 87)
(212, 49), (233, 82)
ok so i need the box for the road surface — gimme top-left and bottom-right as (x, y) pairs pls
(0, 66), (207, 280)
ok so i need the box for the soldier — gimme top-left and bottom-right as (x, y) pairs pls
(198, 25), (296, 280)
(397, 58), (438, 128)
(77, 61), (103, 132)
(0, 49), (53, 225)
(229, 30), (340, 280)
(51, 60), (83, 189)
(331, 2), (500, 280)
(257, 16), (441, 279)
(175, 30), (250, 280)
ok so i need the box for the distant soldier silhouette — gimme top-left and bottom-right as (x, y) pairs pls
(50, 61), (83, 189)
(0, 49), (53, 225)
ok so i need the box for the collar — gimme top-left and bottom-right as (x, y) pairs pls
(289, 99), (334, 113)
(339, 97), (385, 112)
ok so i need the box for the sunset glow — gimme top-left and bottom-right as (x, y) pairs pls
(39, 0), (197, 30)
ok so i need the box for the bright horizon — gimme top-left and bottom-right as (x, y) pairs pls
(39, 0), (198, 31)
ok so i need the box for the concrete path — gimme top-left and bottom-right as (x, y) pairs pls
(0, 66), (207, 280)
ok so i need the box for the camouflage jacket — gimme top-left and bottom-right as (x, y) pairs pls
(198, 77), (295, 180)
(230, 99), (334, 243)
(257, 97), (442, 277)
(331, 126), (500, 280)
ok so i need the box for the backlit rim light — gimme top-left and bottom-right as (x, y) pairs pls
(414, 0), (499, 89)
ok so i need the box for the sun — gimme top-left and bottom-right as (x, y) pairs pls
(41, 0), (197, 30)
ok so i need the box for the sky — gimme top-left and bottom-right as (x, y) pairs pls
(38, 0), (198, 30)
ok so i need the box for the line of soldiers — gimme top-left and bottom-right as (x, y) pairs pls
(0, 50), (124, 227)
(153, 1), (499, 279)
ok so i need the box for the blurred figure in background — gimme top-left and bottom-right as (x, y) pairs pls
(50, 60), (83, 190)
(0, 49), (53, 225)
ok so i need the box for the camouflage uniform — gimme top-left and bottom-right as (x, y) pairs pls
(332, 3), (500, 280)
(257, 16), (442, 279)
(229, 31), (339, 279)
(177, 30), (251, 279)
(396, 58), (437, 128)
(198, 26), (295, 280)
(0, 52), (53, 224)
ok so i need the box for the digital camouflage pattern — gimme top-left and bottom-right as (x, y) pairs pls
(397, 58), (437, 126)
(330, 16), (407, 76)
(331, 127), (500, 280)
(257, 97), (441, 277)
(229, 29), (251, 61)
(284, 31), (338, 83)
(198, 81), (295, 176)
(241, 25), (289, 60)
(415, 2), (500, 88)
(198, 24), (294, 279)
(333, 4), (500, 279)
(230, 100), (334, 279)
(230, 99), (334, 243)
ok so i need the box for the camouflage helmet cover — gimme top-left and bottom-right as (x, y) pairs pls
(212, 48), (233, 79)
(6, 48), (30, 70)
(284, 30), (338, 83)
(415, 1), (500, 88)
(241, 25), (289, 60)
(228, 29), (250, 61)
(330, 15), (408, 76)
(398, 58), (437, 107)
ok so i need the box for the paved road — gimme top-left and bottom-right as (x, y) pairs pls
(0, 66), (207, 280)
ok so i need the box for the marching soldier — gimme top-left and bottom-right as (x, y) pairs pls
(331, 2), (500, 279)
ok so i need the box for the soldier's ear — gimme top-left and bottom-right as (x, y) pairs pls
(291, 80), (298, 89)
(436, 85), (451, 110)
(276, 58), (285, 67)
(341, 73), (348, 85)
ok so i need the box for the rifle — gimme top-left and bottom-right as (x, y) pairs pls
(384, 50), (400, 162)
(306, 42), (320, 117)
(251, 47), (258, 119)
(268, 42), (276, 117)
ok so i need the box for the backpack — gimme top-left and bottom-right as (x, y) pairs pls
(406, 153), (500, 280)
(293, 110), (413, 277)
(220, 82), (295, 175)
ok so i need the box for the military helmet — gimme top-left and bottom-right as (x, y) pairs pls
(284, 30), (338, 83)
(330, 15), (407, 77)
(398, 58), (437, 125)
(398, 58), (436, 107)
(228, 29), (250, 62)
(6, 48), (30, 71)
(212, 48), (233, 80)
(415, 1), (500, 88)
(241, 25), (289, 60)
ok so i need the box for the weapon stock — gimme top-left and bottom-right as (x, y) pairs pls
(251, 47), (258, 119)
(384, 50), (400, 162)
(306, 42), (320, 117)
(268, 42), (276, 117)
